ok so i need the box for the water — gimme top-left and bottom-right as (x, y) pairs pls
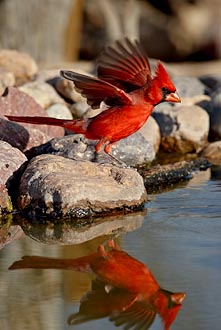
(0, 165), (221, 330)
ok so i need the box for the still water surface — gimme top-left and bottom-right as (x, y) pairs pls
(0, 166), (221, 330)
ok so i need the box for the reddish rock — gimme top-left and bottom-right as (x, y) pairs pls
(0, 87), (64, 150)
(0, 141), (27, 186)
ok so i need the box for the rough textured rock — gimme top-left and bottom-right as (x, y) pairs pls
(19, 210), (146, 244)
(0, 87), (64, 150)
(25, 133), (155, 167)
(201, 141), (221, 164)
(0, 49), (38, 85)
(18, 154), (147, 218)
(138, 158), (211, 194)
(24, 134), (94, 161)
(139, 116), (161, 153)
(112, 133), (155, 165)
(19, 81), (65, 109)
(153, 105), (209, 153)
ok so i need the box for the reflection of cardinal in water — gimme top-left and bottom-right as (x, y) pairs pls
(9, 240), (185, 330)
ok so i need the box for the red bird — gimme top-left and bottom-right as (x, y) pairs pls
(6, 38), (180, 156)
(9, 241), (185, 330)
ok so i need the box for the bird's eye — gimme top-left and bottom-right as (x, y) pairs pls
(161, 87), (168, 93)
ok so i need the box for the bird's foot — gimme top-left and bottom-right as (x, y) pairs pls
(107, 239), (120, 250)
(106, 153), (129, 168)
(92, 151), (129, 168)
(97, 239), (120, 257)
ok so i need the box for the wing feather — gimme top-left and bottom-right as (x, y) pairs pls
(60, 70), (133, 109)
(97, 38), (151, 91)
(110, 301), (156, 330)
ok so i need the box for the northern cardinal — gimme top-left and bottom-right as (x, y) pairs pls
(9, 241), (185, 330)
(6, 38), (180, 156)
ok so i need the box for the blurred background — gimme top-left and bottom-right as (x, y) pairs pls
(0, 0), (220, 64)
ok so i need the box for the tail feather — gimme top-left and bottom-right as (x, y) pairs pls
(5, 115), (87, 134)
(8, 255), (95, 272)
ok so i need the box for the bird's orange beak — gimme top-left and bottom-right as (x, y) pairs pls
(171, 292), (186, 304)
(165, 91), (181, 103)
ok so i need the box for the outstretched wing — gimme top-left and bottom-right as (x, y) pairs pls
(110, 300), (156, 330)
(97, 38), (151, 91)
(68, 279), (137, 325)
(60, 70), (133, 109)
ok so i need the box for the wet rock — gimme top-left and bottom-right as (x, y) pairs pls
(19, 210), (145, 244)
(0, 69), (15, 95)
(19, 81), (65, 109)
(153, 104), (209, 153)
(0, 87), (64, 150)
(0, 49), (38, 85)
(18, 154), (147, 219)
(0, 222), (24, 249)
(201, 141), (221, 164)
(138, 158), (211, 194)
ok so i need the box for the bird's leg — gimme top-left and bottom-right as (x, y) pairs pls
(95, 139), (107, 153)
(104, 142), (115, 155)
(107, 239), (120, 250)
(97, 239), (120, 258)
(92, 138), (107, 162)
(97, 244), (108, 257)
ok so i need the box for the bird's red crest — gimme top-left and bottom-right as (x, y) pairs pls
(154, 61), (176, 92)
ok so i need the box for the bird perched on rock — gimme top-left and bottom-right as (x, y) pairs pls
(9, 240), (185, 330)
(6, 38), (180, 156)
